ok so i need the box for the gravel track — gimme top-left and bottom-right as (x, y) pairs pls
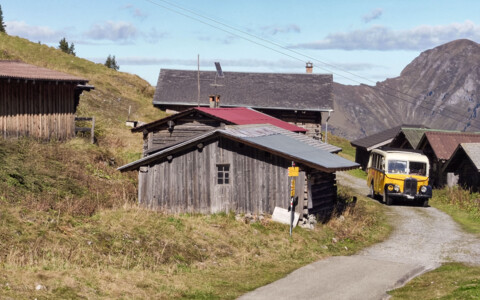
(240, 172), (480, 300)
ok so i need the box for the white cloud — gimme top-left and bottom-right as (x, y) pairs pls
(362, 8), (383, 23)
(84, 21), (138, 41)
(122, 4), (148, 20)
(291, 20), (480, 51)
(5, 21), (63, 43)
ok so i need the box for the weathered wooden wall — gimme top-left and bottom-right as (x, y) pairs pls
(0, 80), (77, 140)
(307, 171), (337, 216)
(144, 117), (221, 156)
(138, 136), (311, 214)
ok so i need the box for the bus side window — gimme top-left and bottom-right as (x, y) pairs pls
(381, 157), (385, 171)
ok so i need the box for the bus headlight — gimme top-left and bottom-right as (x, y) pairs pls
(420, 186), (427, 193)
(387, 185), (400, 193)
(394, 185), (400, 192)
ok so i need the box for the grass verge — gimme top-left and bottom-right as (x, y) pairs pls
(389, 263), (480, 299)
(0, 182), (390, 299)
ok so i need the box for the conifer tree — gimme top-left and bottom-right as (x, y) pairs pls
(104, 55), (120, 71)
(0, 5), (7, 33)
(58, 37), (76, 56)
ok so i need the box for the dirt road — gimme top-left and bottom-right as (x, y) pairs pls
(239, 171), (480, 300)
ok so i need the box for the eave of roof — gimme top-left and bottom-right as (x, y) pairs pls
(119, 126), (357, 172)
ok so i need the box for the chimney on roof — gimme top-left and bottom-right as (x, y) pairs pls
(306, 62), (313, 74)
(209, 95), (221, 108)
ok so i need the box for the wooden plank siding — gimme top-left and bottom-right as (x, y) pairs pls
(136, 134), (339, 216)
(143, 118), (222, 156)
(138, 137), (302, 214)
(0, 80), (77, 140)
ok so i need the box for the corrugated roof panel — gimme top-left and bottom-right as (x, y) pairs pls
(195, 107), (307, 132)
(0, 60), (88, 82)
(232, 133), (358, 171)
(225, 124), (341, 153)
(425, 132), (480, 160)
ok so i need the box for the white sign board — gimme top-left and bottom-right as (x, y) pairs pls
(272, 207), (300, 228)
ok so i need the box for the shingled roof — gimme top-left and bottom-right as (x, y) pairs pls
(419, 131), (480, 160)
(153, 69), (333, 111)
(0, 60), (88, 82)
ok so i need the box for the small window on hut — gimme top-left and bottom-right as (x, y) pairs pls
(217, 164), (230, 184)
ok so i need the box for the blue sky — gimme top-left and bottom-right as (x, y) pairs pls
(3, 0), (480, 86)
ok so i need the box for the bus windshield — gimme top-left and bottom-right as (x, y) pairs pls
(388, 160), (407, 174)
(387, 160), (427, 176)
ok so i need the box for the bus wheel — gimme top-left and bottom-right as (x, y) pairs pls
(370, 182), (376, 199)
(384, 193), (393, 206)
(422, 200), (429, 207)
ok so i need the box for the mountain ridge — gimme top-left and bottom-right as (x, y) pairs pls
(331, 39), (480, 139)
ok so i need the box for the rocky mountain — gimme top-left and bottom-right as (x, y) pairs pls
(330, 39), (480, 140)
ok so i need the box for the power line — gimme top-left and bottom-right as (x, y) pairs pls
(143, 0), (480, 131)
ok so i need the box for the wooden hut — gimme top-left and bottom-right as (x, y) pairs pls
(444, 143), (480, 192)
(417, 132), (480, 187)
(151, 67), (333, 139)
(132, 107), (341, 157)
(0, 60), (93, 140)
(119, 124), (358, 217)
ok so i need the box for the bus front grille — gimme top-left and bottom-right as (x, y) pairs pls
(404, 178), (418, 196)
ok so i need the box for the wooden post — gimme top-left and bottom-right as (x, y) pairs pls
(91, 116), (95, 144)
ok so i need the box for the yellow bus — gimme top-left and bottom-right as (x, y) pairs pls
(367, 148), (432, 206)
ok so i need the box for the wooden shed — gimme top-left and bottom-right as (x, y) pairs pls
(119, 124), (358, 217)
(0, 60), (93, 140)
(132, 107), (341, 157)
(444, 143), (480, 192)
(417, 132), (480, 187)
(151, 67), (333, 139)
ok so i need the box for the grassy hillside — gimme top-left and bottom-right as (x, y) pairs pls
(0, 33), (164, 161)
(0, 33), (391, 298)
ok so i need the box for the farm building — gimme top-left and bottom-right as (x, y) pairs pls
(151, 65), (333, 139)
(444, 143), (480, 192)
(133, 106), (341, 157)
(350, 124), (427, 170)
(417, 132), (480, 187)
(119, 124), (358, 217)
(0, 60), (93, 140)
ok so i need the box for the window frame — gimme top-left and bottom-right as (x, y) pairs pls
(216, 164), (231, 185)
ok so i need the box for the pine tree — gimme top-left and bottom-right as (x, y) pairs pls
(58, 37), (76, 56)
(104, 55), (119, 71)
(0, 5), (7, 33)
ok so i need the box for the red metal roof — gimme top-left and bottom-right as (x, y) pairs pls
(195, 107), (307, 133)
(0, 60), (88, 82)
(423, 131), (480, 160)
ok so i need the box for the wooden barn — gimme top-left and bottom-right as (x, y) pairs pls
(132, 106), (341, 157)
(119, 124), (358, 217)
(0, 60), (93, 140)
(151, 65), (333, 139)
(444, 143), (480, 192)
(417, 132), (480, 187)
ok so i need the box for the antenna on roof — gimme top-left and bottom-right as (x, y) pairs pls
(215, 62), (224, 78)
(197, 54), (200, 107)
(210, 62), (224, 108)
